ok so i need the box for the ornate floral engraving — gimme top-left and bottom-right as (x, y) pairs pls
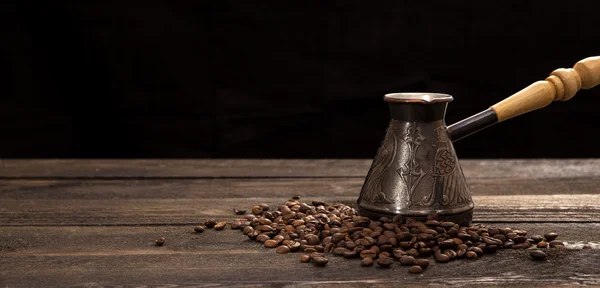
(431, 126), (470, 206)
(395, 124), (427, 205)
(359, 120), (397, 204)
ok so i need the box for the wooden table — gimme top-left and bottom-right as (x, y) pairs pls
(1, 159), (600, 287)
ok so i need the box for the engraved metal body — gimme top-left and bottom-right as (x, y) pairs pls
(357, 93), (474, 226)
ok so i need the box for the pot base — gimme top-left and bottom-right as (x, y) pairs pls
(356, 203), (473, 227)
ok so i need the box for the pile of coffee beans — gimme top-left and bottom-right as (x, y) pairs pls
(200, 197), (564, 273)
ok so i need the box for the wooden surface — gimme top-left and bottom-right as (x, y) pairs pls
(1, 159), (600, 287)
(491, 56), (600, 122)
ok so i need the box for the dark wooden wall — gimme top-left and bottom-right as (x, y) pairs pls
(1, 1), (599, 158)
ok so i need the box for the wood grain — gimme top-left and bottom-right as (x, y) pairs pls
(1, 159), (599, 179)
(1, 224), (599, 287)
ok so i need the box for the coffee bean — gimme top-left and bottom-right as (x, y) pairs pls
(288, 241), (301, 251)
(544, 232), (558, 241)
(194, 226), (205, 233)
(488, 228), (499, 236)
(529, 250), (547, 260)
(304, 248), (317, 253)
(407, 248), (419, 257)
(361, 257), (374, 266)
(343, 250), (358, 258)
(312, 256), (328, 266)
(230, 220), (243, 230)
(414, 259), (430, 269)
(256, 234), (270, 243)
(293, 219), (305, 227)
(292, 195), (301, 200)
(252, 205), (263, 215)
(204, 219), (217, 228)
(396, 232), (413, 242)
(300, 254), (310, 262)
(258, 203), (270, 211)
(155, 237), (165, 246)
(549, 240), (565, 247)
(439, 239), (456, 250)
(377, 257), (394, 268)
(214, 222), (227, 230)
(503, 241), (514, 249)
(409, 265), (423, 274)
(537, 241), (548, 248)
(483, 245), (498, 253)
(483, 236), (503, 246)
(531, 235), (543, 243)
(435, 252), (450, 263)
(513, 236), (528, 243)
(470, 247), (483, 256)
(492, 234), (506, 242)
(513, 242), (530, 249)
(233, 208), (246, 215)
(399, 255), (415, 266)
(331, 233), (345, 243)
(264, 240), (278, 248)
(333, 247), (349, 256)
(307, 235), (320, 245)
(276, 245), (290, 254)
(360, 249), (377, 259)
(466, 251), (477, 259)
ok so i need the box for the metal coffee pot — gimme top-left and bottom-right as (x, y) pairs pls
(357, 56), (600, 226)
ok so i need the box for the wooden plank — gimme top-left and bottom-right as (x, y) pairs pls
(1, 224), (599, 287)
(2, 194), (600, 226)
(1, 178), (599, 225)
(0, 159), (599, 179)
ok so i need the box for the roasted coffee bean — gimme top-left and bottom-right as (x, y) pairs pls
(214, 222), (227, 230)
(407, 248), (419, 257)
(492, 234), (506, 242)
(456, 249), (466, 257)
(155, 237), (165, 246)
(439, 239), (456, 250)
(230, 220), (242, 230)
(292, 195), (301, 200)
(531, 235), (544, 243)
(205, 219), (217, 228)
(312, 256), (328, 266)
(276, 245), (290, 254)
(243, 226), (254, 235)
(409, 265), (423, 274)
(506, 233), (518, 240)
(361, 257), (374, 266)
(312, 200), (326, 206)
(529, 250), (547, 260)
(300, 254), (310, 262)
(466, 251), (477, 259)
(256, 234), (270, 243)
(343, 250), (358, 259)
(304, 248), (317, 253)
(488, 228), (499, 236)
(470, 247), (484, 256)
(513, 242), (530, 249)
(377, 257), (394, 268)
(440, 222), (456, 229)
(310, 252), (324, 259)
(396, 232), (413, 242)
(333, 247), (349, 256)
(194, 226), (205, 233)
(233, 208), (246, 215)
(307, 235), (320, 245)
(393, 248), (406, 259)
(360, 249), (377, 259)
(544, 232), (558, 241)
(537, 241), (548, 248)
(503, 241), (514, 249)
(483, 236), (503, 246)
(399, 255), (415, 266)
(443, 249), (457, 259)
(549, 240), (565, 247)
(258, 218), (272, 225)
(434, 252), (450, 263)
(426, 211), (439, 220)
(258, 203), (270, 212)
(331, 233), (345, 243)
(414, 259), (430, 269)
(264, 240), (278, 248)
(513, 236), (528, 243)
(252, 205), (263, 215)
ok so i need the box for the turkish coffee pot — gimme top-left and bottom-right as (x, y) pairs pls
(357, 56), (600, 226)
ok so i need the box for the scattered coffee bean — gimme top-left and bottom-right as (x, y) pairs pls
(399, 255), (415, 266)
(155, 237), (165, 246)
(435, 252), (450, 263)
(252, 205), (263, 215)
(361, 257), (374, 267)
(233, 208), (246, 215)
(409, 265), (423, 274)
(466, 251), (477, 259)
(529, 250), (547, 260)
(414, 259), (430, 269)
(276, 245), (291, 254)
(537, 241), (548, 248)
(193, 226), (205, 233)
(300, 254), (310, 262)
(264, 240), (278, 248)
(312, 256), (328, 266)
(377, 257), (394, 268)
(544, 232), (558, 241)
(204, 218), (217, 228)
(549, 240), (565, 247)
(531, 235), (543, 243)
(213, 222), (226, 230)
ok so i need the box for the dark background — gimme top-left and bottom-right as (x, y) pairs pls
(1, 1), (599, 159)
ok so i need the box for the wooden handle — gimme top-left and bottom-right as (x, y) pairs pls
(491, 56), (600, 122)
